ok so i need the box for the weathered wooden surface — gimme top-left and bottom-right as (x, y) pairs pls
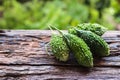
(0, 30), (120, 80)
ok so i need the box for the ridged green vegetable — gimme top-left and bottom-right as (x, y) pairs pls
(69, 23), (107, 36)
(73, 29), (110, 57)
(62, 33), (93, 67)
(50, 34), (69, 62)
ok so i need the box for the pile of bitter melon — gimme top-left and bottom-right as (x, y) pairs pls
(49, 23), (110, 68)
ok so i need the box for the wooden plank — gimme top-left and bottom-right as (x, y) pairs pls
(0, 30), (120, 66)
(0, 30), (120, 79)
(0, 66), (120, 79)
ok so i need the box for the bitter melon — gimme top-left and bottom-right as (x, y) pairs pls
(69, 23), (107, 36)
(61, 33), (93, 67)
(74, 29), (110, 57)
(50, 34), (69, 62)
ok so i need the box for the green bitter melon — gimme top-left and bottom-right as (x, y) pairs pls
(72, 29), (110, 57)
(50, 34), (69, 62)
(69, 23), (107, 36)
(60, 32), (93, 67)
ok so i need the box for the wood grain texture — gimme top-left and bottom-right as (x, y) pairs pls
(0, 30), (120, 80)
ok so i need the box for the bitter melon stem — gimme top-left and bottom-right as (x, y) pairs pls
(49, 26), (68, 41)
(49, 26), (71, 51)
(48, 25), (56, 34)
(49, 25), (64, 36)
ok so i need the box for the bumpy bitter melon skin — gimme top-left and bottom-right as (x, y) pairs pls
(69, 23), (107, 36)
(63, 33), (93, 67)
(50, 34), (69, 62)
(74, 30), (110, 57)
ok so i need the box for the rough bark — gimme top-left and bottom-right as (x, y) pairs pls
(0, 30), (120, 80)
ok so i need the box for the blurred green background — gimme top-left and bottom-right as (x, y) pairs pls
(0, 0), (120, 30)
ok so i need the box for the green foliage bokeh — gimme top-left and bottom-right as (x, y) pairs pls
(0, 0), (120, 29)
